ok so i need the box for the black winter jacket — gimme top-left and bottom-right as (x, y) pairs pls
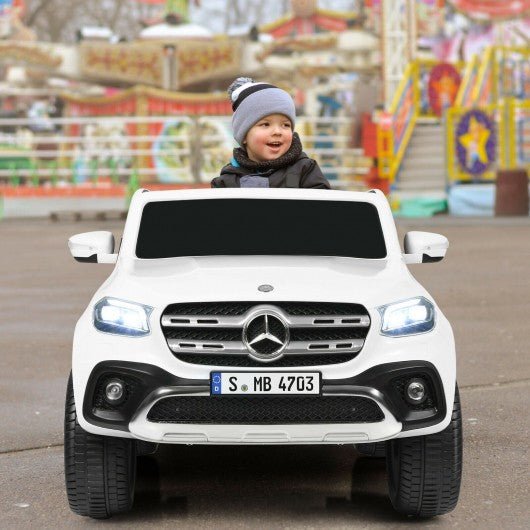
(210, 133), (330, 189)
(211, 153), (331, 189)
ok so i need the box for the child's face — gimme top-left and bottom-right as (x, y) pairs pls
(244, 114), (293, 163)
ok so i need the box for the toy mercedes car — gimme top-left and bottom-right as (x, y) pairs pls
(65, 188), (462, 519)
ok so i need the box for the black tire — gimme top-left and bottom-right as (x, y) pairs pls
(355, 442), (387, 458)
(64, 372), (137, 518)
(386, 384), (462, 517)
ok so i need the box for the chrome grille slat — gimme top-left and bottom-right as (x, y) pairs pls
(167, 339), (365, 355)
(168, 340), (248, 354)
(285, 339), (365, 354)
(162, 313), (370, 328)
(161, 302), (370, 367)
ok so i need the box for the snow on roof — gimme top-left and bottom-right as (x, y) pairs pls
(226, 24), (274, 43)
(79, 26), (115, 40)
(227, 24), (253, 37)
(140, 23), (213, 40)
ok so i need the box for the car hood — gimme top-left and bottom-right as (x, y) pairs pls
(97, 256), (429, 311)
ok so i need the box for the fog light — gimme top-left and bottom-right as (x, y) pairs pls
(406, 379), (426, 404)
(105, 380), (124, 403)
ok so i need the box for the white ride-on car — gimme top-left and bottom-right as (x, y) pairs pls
(65, 188), (462, 519)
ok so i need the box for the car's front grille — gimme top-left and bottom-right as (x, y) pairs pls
(173, 353), (358, 367)
(160, 301), (371, 367)
(147, 395), (384, 424)
(164, 327), (367, 342)
(163, 301), (367, 317)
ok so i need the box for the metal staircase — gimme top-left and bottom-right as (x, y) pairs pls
(392, 121), (447, 198)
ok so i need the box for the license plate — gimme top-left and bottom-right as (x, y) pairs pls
(210, 372), (320, 395)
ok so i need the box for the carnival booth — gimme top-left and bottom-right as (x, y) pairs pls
(260, 1), (360, 37)
(62, 86), (234, 186)
(62, 2), (241, 188)
(370, 0), (530, 216)
(442, 1), (530, 216)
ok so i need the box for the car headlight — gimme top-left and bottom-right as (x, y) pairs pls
(94, 297), (153, 337)
(378, 297), (435, 337)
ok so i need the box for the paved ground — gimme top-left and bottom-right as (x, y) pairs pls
(0, 216), (529, 529)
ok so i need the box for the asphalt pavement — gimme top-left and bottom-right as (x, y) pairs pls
(0, 216), (529, 529)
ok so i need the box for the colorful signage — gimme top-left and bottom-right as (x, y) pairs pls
(81, 43), (164, 86)
(0, 42), (62, 68)
(80, 39), (240, 89)
(428, 63), (461, 116)
(176, 39), (240, 87)
(451, 0), (530, 19)
(456, 110), (496, 176)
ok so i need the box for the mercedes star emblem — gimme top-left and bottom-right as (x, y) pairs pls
(242, 311), (289, 362)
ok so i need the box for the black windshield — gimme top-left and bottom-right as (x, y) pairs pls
(136, 199), (386, 259)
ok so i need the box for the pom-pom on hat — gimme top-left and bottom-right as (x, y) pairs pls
(228, 77), (296, 145)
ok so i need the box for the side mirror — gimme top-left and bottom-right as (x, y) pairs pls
(68, 231), (117, 264)
(403, 231), (448, 264)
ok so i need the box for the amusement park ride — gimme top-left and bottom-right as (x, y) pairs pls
(0, 0), (529, 217)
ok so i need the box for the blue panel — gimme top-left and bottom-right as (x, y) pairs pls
(211, 372), (222, 395)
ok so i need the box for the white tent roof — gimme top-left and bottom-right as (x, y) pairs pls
(80, 26), (116, 40)
(140, 23), (213, 40)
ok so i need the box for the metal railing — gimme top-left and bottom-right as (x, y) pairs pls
(377, 62), (420, 182)
(376, 58), (466, 183)
(455, 55), (481, 108)
(0, 115), (366, 190)
(456, 46), (530, 110)
(510, 100), (530, 168)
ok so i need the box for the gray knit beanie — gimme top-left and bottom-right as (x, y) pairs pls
(228, 77), (296, 145)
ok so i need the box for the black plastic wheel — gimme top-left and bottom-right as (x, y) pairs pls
(386, 384), (462, 517)
(64, 372), (137, 518)
(355, 442), (387, 458)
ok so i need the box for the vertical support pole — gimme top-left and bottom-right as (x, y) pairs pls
(446, 108), (455, 184)
(412, 61), (421, 116)
(506, 98), (517, 169)
(443, 108), (449, 191)
(381, 0), (412, 110)
(380, 1), (387, 109)
(495, 99), (513, 172)
(406, 0), (417, 63)
(163, 45), (177, 91)
(190, 116), (202, 183)
(492, 46), (499, 103)
(136, 88), (150, 186)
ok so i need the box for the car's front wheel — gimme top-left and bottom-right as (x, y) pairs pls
(64, 372), (137, 518)
(386, 384), (462, 517)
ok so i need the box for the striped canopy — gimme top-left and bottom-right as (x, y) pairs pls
(451, 0), (530, 20)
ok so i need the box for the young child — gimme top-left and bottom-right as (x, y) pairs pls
(211, 77), (330, 189)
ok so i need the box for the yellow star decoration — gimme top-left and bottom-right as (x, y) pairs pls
(458, 117), (491, 165)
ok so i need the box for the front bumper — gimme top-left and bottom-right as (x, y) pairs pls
(80, 360), (448, 444)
